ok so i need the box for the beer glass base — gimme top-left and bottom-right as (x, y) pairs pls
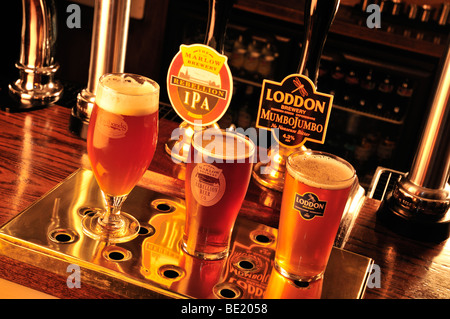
(180, 240), (229, 261)
(82, 211), (140, 243)
(274, 261), (323, 283)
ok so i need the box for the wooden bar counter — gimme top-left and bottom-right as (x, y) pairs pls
(0, 104), (448, 299)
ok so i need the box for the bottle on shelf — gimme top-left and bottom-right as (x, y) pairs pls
(376, 135), (396, 167)
(353, 134), (377, 175)
(359, 69), (376, 113)
(392, 78), (414, 121)
(329, 64), (345, 106)
(257, 42), (276, 80)
(230, 34), (246, 73)
(376, 74), (395, 118)
(343, 69), (360, 108)
(243, 39), (261, 81)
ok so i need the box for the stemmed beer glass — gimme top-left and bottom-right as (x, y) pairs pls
(82, 73), (159, 243)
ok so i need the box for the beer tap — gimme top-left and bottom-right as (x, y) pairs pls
(253, 0), (340, 192)
(8, 0), (63, 110)
(377, 38), (450, 242)
(70, 0), (131, 139)
(165, 0), (235, 163)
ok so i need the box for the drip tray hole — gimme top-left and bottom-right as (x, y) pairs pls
(48, 228), (79, 244)
(151, 199), (177, 213)
(163, 269), (179, 279)
(250, 230), (275, 246)
(55, 233), (72, 242)
(233, 256), (260, 273)
(238, 260), (255, 270)
(157, 203), (171, 212)
(103, 247), (132, 262)
(138, 224), (155, 236)
(78, 206), (102, 217)
(214, 283), (242, 299)
(158, 265), (185, 281)
(108, 251), (125, 261)
(255, 234), (270, 243)
(218, 288), (237, 299)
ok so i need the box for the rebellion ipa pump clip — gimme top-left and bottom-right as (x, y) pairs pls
(165, 0), (235, 163)
(377, 38), (450, 242)
(253, 0), (339, 192)
(69, 0), (131, 139)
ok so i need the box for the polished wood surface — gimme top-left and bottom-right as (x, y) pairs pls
(0, 105), (448, 299)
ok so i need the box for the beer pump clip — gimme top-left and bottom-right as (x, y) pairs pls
(252, 0), (340, 192)
(165, 0), (235, 163)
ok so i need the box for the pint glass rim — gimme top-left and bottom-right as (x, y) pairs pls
(286, 149), (356, 188)
(191, 129), (256, 162)
(98, 73), (160, 97)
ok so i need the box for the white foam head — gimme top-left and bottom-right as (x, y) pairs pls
(95, 73), (159, 116)
(287, 151), (355, 190)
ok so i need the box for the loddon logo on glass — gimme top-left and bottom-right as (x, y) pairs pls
(293, 193), (327, 220)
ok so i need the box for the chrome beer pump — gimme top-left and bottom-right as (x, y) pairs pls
(8, 0), (63, 110)
(377, 38), (450, 242)
(70, 0), (131, 139)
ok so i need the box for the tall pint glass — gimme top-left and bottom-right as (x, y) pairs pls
(274, 150), (356, 282)
(182, 129), (255, 260)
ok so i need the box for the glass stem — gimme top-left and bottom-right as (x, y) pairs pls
(98, 192), (128, 231)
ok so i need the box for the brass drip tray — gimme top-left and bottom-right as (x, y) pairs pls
(0, 168), (372, 299)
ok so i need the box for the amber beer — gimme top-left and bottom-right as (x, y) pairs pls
(87, 73), (159, 197)
(183, 129), (255, 260)
(275, 150), (356, 282)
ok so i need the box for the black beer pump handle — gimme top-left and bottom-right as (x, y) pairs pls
(298, 0), (340, 85)
(204, 0), (236, 54)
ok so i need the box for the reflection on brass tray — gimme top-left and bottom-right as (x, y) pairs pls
(0, 168), (372, 299)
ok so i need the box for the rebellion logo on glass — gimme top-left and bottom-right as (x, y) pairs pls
(191, 163), (226, 207)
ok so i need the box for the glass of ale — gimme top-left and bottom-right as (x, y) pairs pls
(274, 149), (356, 282)
(182, 129), (255, 260)
(82, 73), (159, 243)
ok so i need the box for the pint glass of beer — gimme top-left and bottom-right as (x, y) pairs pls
(182, 129), (255, 260)
(274, 150), (356, 282)
(82, 73), (159, 243)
